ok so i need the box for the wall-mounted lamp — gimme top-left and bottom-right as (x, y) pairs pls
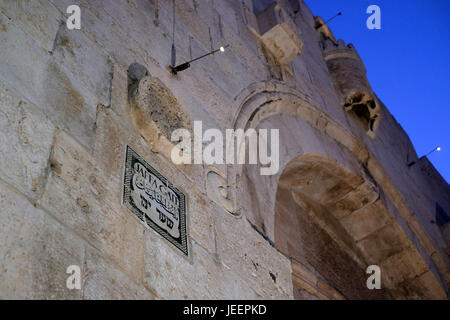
(170, 45), (230, 75)
(408, 146), (441, 167)
(315, 12), (342, 29)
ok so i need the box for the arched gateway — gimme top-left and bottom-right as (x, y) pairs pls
(207, 80), (448, 299)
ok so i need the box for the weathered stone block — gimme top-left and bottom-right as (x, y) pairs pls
(357, 224), (407, 264)
(329, 180), (379, 220)
(259, 23), (303, 65)
(188, 192), (217, 254)
(340, 200), (390, 241)
(52, 23), (113, 107)
(395, 271), (447, 300)
(0, 181), (84, 299)
(83, 246), (155, 300)
(0, 12), (97, 148)
(144, 231), (259, 299)
(252, 3), (303, 65)
(0, 0), (62, 52)
(379, 247), (428, 288)
(0, 80), (55, 199)
(214, 209), (293, 299)
(39, 130), (146, 284)
(128, 74), (191, 158)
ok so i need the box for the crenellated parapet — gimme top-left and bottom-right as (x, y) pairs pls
(322, 38), (381, 138)
(323, 39), (365, 68)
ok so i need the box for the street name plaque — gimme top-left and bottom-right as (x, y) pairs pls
(123, 146), (188, 256)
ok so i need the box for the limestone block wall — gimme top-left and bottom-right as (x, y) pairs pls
(0, 0), (448, 299)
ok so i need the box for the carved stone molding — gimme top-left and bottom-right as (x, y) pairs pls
(205, 166), (238, 215)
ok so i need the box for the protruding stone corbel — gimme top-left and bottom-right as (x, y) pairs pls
(248, 3), (303, 71)
(127, 63), (191, 158)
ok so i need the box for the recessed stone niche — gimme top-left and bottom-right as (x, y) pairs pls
(127, 63), (191, 157)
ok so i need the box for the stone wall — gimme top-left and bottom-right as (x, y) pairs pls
(0, 0), (448, 299)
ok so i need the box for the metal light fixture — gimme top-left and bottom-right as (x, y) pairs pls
(315, 12), (342, 29)
(408, 146), (441, 167)
(170, 45), (230, 75)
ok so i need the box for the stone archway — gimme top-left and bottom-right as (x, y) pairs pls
(274, 154), (446, 299)
(205, 80), (448, 298)
(274, 154), (389, 299)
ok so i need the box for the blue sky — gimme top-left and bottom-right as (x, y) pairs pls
(304, 0), (450, 183)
